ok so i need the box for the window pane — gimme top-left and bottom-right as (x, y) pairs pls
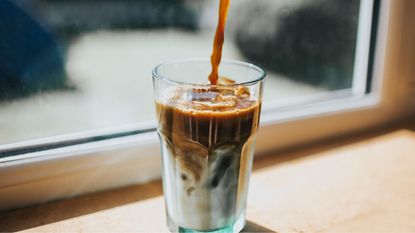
(0, 0), (368, 145)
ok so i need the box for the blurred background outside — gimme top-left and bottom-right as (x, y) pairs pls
(0, 0), (361, 144)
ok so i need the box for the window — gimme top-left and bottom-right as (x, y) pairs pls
(0, 0), (414, 210)
(1, 0), (370, 147)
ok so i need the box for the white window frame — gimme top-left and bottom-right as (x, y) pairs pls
(1, 0), (414, 211)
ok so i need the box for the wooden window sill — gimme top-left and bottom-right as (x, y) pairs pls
(1, 123), (415, 232)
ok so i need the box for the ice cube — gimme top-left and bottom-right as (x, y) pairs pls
(192, 100), (236, 110)
(207, 143), (240, 188)
(189, 89), (219, 102)
(218, 76), (236, 85)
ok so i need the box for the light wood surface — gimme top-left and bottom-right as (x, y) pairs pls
(1, 126), (415, 232)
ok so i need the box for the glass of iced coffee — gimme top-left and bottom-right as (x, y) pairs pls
(153, 59), (265, 233)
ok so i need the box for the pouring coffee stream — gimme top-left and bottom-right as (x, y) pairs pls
(208, 0), (231, 85)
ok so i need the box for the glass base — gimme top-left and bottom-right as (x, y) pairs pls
(167, 213), (245, 233)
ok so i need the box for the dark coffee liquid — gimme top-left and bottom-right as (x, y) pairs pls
(208, 0), (231, 85)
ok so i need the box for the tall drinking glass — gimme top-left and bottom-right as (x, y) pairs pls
(153, 59), (265, 233)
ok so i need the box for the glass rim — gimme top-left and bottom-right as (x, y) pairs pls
(152, 58), (266, 87)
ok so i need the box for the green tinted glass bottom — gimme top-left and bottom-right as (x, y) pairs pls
(168, 213), (245, 233)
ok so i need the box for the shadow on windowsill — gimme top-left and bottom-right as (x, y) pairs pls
(243, 221), (276, 232)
